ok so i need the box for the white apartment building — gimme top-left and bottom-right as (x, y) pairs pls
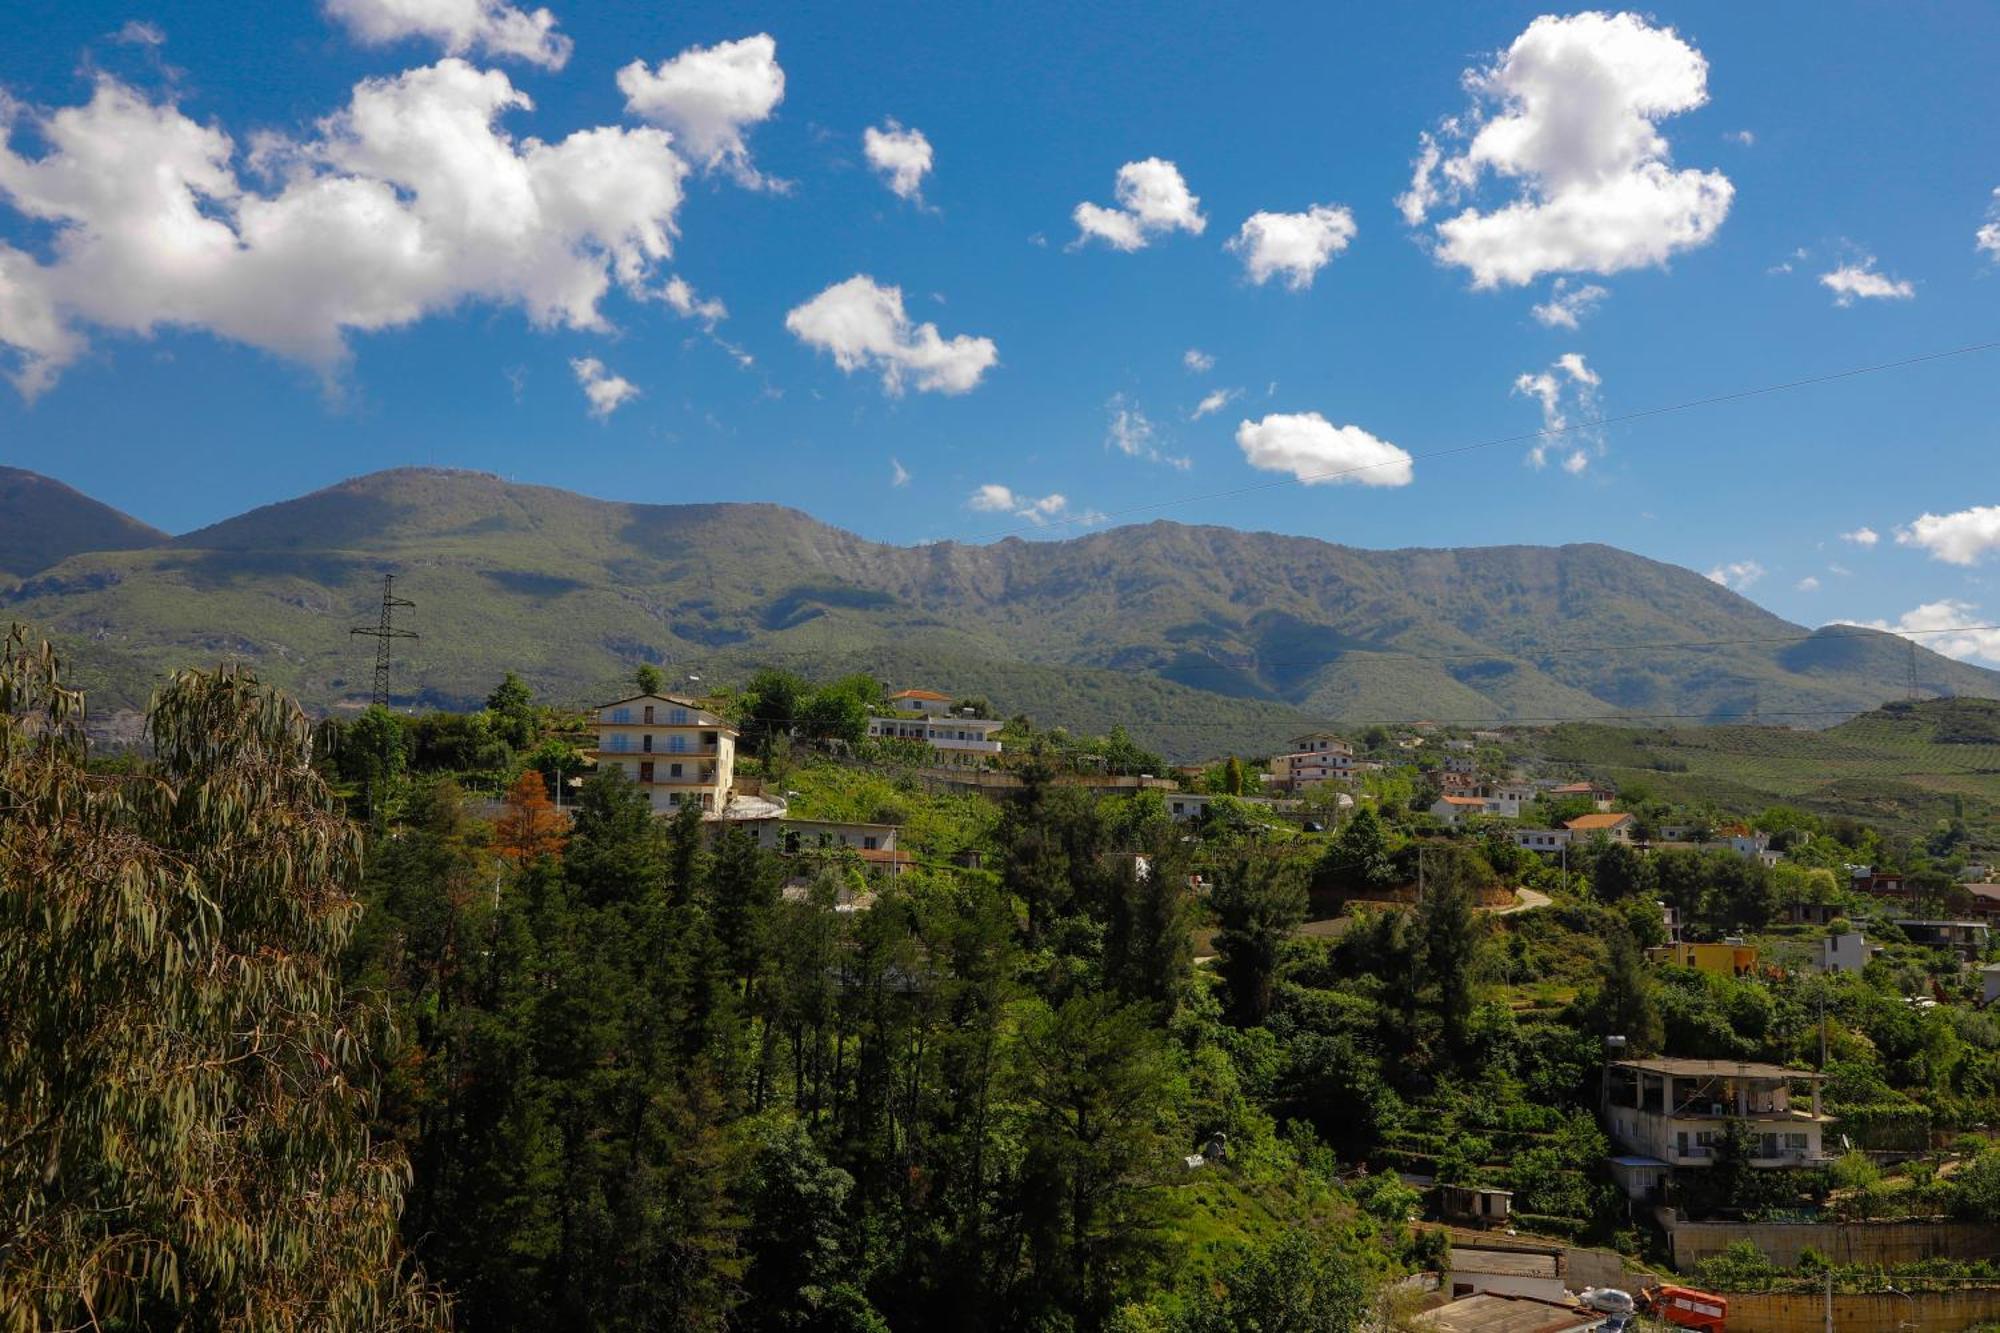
(1603, 1059), (1831, 1183)
(590, 693), (737, 814)
(865, 688), (1005, 766)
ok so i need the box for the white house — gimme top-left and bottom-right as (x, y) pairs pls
(1431, 795), (1488, 826)
(590, 693), (737, 815)
(1167, 792), (1281, 823)
(1511, 828), (1573, 853)
(1483, 781), (1539, 818)
(1815, 931), (1877, 975)
(867, 688), (1005, 766)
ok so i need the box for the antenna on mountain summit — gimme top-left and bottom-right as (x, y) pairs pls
(351, 574), (417, 708)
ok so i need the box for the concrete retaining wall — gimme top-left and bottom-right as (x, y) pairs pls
(1666, 1216), (2000, 1269)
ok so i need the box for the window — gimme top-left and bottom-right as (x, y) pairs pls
(638, 761), (654, 783)
(670, 763), (683, 778)
(669, 734), (688, 753)
(643, 705), (654, 724)
(670, 708), (689, 725)
(863, 836), (878, 850)
(610, 707), (632, 723)
(642, 734), (653, 752)
(1785, 1133), (1809, 1153)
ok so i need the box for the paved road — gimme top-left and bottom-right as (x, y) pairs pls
(1487, 886), (1552, 915)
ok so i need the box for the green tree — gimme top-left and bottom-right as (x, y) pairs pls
(1011, 993), (1185, 1324)
(1415, 845), (1488, 1057)
(0, 631), (444, 1328)
(485, 670), (537, 749)
(1592, 840), (1654, 903)
(1221, 755), (1248, 796)
(1588, 920), (1664, 1055)
(1173, 1231), (1369, 1333)
(1212, 851), (1308, 1025)
(634, 662), (668, 695)
(340, 702), (409, 819)
(740, 667), (811, 752)
(741, 1120), (870, 1330)
(1324, 805), (1398, 894)
(1104, 842), (1197, 1012)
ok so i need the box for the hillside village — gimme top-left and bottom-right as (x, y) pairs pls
(265, 657), (2000, 1330)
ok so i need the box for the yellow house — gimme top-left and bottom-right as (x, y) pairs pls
(589, 693), (737, 815)
(1646, 941), (1759, 977)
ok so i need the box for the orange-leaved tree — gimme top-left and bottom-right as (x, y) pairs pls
(493, 767), (566, 865)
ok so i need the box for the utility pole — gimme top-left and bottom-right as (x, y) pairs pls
(350, 574), (417, 707)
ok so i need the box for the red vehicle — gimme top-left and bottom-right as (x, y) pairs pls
(1639, 1283), (1728, 1332)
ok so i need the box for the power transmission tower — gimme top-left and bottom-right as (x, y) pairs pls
(351, 574), (417, 707)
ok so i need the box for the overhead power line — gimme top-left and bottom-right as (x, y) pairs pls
(968, 337), (2000, 541)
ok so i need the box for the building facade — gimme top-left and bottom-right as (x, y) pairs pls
(866, 688), (1005, 766)
(591, 693), (737, 814)
(1604, 1059), (1830, 1169)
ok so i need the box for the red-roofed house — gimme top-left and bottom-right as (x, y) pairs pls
(1565, 811), (1637, 843)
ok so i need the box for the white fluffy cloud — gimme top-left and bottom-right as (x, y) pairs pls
(889, 457), (910, 488)
(1897, 505), (2000, 566)
(1795, 576), (1820, 592)
(1840, 600), (2000, 666)
(863, 120), (933, 202)
(1191, 387), (1239, 420)
(325, 0), (571, 68)
(1840, 526), (1880, 548)
(1705, 560), (1765, 591)
(1226, 204), (1355, 289)
(1398, 12), (1732, 288)
(571, 356), (637, 418)
(1183, 347), (1214, 373)
(0, 63), (690, 398)
(1819, 257), (1914, 305)
(966, 483), (1098, 526)
(1234, 412), (1413, 487)
(1072, 158), (1205, 251)
(1980, 190), (2000, 260)
(784, 274), (996, 396)
(618, 34), (785, 186)
(1529, 277), (1608, 329)
(1513, 352), (1601, 471)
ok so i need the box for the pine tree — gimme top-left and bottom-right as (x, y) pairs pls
(1212, 851), (1307, 1025)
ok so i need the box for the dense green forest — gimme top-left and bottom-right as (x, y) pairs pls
(12, 635), (2000, 1330)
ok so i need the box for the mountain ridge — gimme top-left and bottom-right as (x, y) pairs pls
(0, 466), (168, 580)
(4, 465), (1994, 757)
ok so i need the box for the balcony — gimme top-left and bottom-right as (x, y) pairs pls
(635, 767), (717, 787)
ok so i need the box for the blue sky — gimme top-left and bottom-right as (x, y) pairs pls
(2, 2), (1998, 661)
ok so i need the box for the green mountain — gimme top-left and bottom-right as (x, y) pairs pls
(0, 466), (166, 580)
(6, 466), (1996, 758)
